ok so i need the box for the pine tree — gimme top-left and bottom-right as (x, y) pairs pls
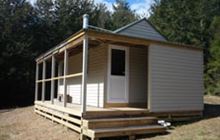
(205, 16), (220, 95)
(111, 0), (137, 30)
(95, 3), (112, 29)
(0, 0), (38, 107)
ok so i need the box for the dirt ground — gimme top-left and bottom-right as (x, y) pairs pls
(0, 95), (220, 140)
(0, 107), (79, 140)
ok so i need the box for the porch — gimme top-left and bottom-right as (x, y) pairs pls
(35, 100), (149, 119)
(34, 27), (151, 113)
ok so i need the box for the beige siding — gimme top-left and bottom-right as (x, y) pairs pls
(129, 46), (148, 104)
(58, 45), (107, 107)
(148, 44), (204, 112)
(117, 20), (166, 41)
(67, 52), (82, 104)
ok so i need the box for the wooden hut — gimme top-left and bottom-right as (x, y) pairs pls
(34, 14), (204, 140)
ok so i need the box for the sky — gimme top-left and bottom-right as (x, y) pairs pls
(94, 0), (154, 16)
(28, 0), (154, 17)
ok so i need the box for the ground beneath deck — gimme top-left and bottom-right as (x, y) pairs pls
(0, 95), (220, 140)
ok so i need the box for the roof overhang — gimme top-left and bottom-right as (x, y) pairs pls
(35, 29), (85, 62)
(36, 28), (203, 63)
(87, 29), (203, 51)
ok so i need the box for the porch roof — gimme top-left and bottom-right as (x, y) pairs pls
(35, 28), (203, 62)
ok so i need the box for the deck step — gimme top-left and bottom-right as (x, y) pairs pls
(84, 109), (149, 119)
(83, 125), (166, 138)
(83, 117), (157, 129)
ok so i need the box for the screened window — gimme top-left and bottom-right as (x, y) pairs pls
(111, 49), (125, 76)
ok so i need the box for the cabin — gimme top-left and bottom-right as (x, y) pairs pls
(34, 14), (204, 140)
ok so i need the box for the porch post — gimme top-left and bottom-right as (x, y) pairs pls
(63, 49), (68, 107)
(81, 34), (88, 113)
(35, 62), (39, 101)
(42, 60), (46, 101)
(57, 62), (62, 99)
(50, 55), (55, 104)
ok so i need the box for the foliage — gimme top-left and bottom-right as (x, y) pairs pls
(111, 0), (138, 30)
(205, 17), (220, 95)
(0, 0), (38, 107)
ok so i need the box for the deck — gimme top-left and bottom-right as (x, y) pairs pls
(34, 101), (166, 140)
(35, 100), (203, 139)
(35, 100), (149, 118)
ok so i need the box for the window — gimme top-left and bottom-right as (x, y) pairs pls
(111, 49), (125, 76)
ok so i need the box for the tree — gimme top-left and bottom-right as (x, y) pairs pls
(149, 0), (220, 50)
(205, 16), (220, 95)
(95, 3), (112, 29)
(111, 0), (137, 30)
(34, 0), (57, 52)
(34, 0), (106, 48)
(0, 0), (38, 107)
(150, 0), (206, 45)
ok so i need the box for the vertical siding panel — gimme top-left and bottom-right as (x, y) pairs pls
(149, 44), (204, 112)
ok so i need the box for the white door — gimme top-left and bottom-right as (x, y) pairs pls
(107, 45), (129, 103)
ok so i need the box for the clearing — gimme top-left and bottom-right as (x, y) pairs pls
(0, 95), (220, 140)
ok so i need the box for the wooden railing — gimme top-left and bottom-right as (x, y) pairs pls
(36, 72), (82, 83)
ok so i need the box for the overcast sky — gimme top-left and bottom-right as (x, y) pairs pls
(28, 0), (154, 17)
